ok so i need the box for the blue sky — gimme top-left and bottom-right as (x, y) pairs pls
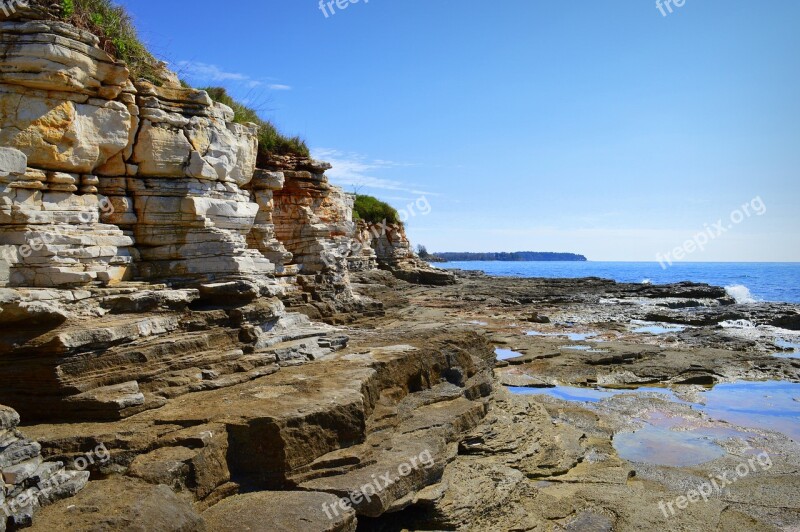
(119, 0), (799, 261)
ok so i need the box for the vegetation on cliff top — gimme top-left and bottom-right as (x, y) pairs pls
(55, 1), (309, 158)
(434, 252), (588, 262)
(352, 195), (401, 225)
(203, 87), (310, 159)
(60, 0), (160, 83)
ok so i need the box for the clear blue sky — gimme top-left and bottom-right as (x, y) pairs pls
(119, 0), (799, 261)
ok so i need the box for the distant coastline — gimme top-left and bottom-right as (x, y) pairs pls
(431, 252), (588, 263)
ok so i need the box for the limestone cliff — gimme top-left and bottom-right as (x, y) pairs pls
(0, 15), (276, 287)
(355, 220), (456, 286)
(0, 7), (480, 530)
(0, 12), (438, 294)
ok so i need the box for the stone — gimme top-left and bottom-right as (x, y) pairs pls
(357, 220), (456, 286)
(0, 20), (129, 96)
(0, 147), (27, 177)
(202, 491), (357, 532)
(0, 405), (20, 430)
(0, 93), (133, 174)
(2, 456), (43, 484)
(128, 439), (230, 499)
(0, 405), (85, 528)
(527, 312), (551, 323)
(186, 150), (219, 181)
(65, 381), (146, 413)
(131, 121), (193, 177)
(28, 477), (204, 532)
(0, 299), (69, 326)
(47, 172), (78, 185)
(249, 169), (285, 190)
(101, 289), (200, 313)
(198, 280), (260, 303)
(0, 439), (41, 468)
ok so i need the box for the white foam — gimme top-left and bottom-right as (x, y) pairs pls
(725, 284), (758, 304)
(720, 319), (756, 329)
(641, 279), (652, 285)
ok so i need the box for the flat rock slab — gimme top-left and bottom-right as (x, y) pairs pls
(29, 476), (204, 532)
(202, 491), (356, 532)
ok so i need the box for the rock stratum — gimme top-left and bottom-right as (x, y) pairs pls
(0, 6), (460, 530)
(2, 5), (799, 532)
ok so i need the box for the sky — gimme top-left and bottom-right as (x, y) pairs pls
(119, 0), (800, 262)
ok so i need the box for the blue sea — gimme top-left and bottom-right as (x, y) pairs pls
(438, 262), (800, 304)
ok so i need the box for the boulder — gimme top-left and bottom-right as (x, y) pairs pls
(198, 280), (260, 304)
(100, 289), (200, 313)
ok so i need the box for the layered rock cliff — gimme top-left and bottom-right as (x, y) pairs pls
(0, 8), (448, 420)
(0, 405), (88, 531)
(0, 6), (472, 530)
(355, 220), (456, 286)
(0, 12), (445, 292)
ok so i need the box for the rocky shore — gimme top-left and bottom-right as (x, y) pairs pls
(1, 4), (799, 531)
(2, 269), (798, 530)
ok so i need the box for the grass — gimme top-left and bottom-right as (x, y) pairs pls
(203, 87), (310, 160)
(353, 195), (401, 225)
(53, 1), (310, 159)
(59, 0), (161, 84)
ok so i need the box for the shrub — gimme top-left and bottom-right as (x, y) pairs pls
(60, 0), (160, 83)
(53, 2), (310, 159)
(203, 87), (309, 160)
(353, 195), (401, 225)
(62, 0), (75, 17)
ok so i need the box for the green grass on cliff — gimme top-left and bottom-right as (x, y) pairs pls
(60, 0), (160, 83)
(353, 195), (401, 225)
(203, 87), (310, 160)
(53, 1), (309, 158)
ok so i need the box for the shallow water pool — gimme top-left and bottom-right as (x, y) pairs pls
(698, 381), (800, 441)
(527, 331), (598, 341)
(613, 427), (726, 466)
(508, 385), (679, 402)
(632, 323), (686, 335)
(509, 380), (800, 465)
(774, 339), (800, 359)
(495, 348), (523, 361)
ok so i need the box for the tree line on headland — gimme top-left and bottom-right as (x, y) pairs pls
(417, 249), (588, 262)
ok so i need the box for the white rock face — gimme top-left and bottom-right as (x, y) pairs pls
(133, 100), (258, 184)
(130, 178), (273, 280)
(131, 120), (193, 177)
(0, 15), (374, 291)
(0, 93), (133, 174)
(0, 21), (132, 174)
(0, 20), (130, 97)
(0, 148), (27, 177)
(0, 188), (137, 287)
(0, 16), (276, 287)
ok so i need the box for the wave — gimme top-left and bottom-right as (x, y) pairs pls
(725, 284), (758, 304)
(641, 279), (652, 285)
(719, 319), (756, 329)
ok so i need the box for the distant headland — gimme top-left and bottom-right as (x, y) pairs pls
(428, 252), (588, 262)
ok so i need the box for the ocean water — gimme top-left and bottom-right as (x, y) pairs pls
(438, 262), (800, 304)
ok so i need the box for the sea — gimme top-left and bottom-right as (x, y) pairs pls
(437, 262), (800, 304)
